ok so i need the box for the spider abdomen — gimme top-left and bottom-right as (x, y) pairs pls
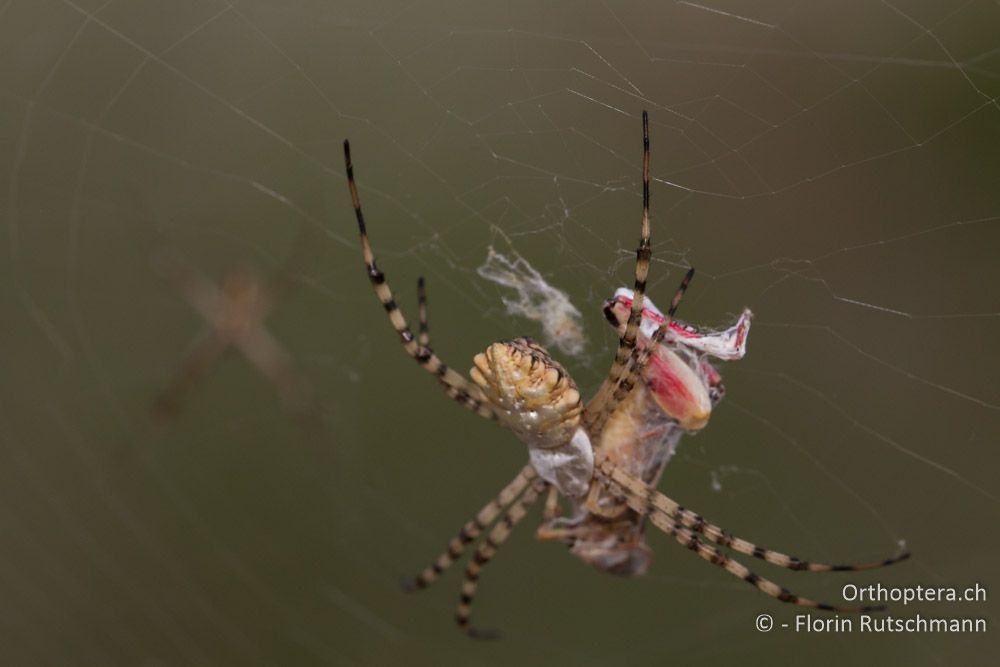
(470, 338), (593, 497)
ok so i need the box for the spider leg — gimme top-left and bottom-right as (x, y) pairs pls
(542, 486), (561, 521)
(587, 268), (695, 436)
(401, 465), (537, 592)
(614, 267), (693, 398)
(416, 275), (469, 411)
(533, 486), (566, 540)
(457, 479), (547, 639)
(596, 454), (910, 573)
(152, 328), (233, 418)
(416, 276), (430, 352)
(583, 475), (628, 519)
(343, 141), (495, 420)
(583, 110), (652, 431)
(235, 318), (315, 412)
(644, 508), (888, 612)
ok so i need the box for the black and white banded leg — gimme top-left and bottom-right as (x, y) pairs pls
(401, 465), (538, 592)
(344, 141), (496, 420)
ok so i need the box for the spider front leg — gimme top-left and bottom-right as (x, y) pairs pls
(343, 141), (495, 420)
(588, 268), (699, 438)
(583, 111), (654, 435)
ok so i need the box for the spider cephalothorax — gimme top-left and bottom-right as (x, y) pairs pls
(344, 110), (908, 638)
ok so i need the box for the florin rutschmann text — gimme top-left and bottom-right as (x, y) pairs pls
(791, 614), (985, 633)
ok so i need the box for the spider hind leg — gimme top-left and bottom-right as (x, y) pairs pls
(456, 479), (547, 639)
(400, 466), (537, 592)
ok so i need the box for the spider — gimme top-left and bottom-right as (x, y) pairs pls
(343, 111), (908, 637)
(150, 238), (317, 421)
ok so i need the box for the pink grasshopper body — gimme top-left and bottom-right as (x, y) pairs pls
(537, 289), (752, 575)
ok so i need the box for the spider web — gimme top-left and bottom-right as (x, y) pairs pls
(1, 0), (998, 664)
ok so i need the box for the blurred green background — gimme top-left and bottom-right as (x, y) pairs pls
(1, 0), (998, 664)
